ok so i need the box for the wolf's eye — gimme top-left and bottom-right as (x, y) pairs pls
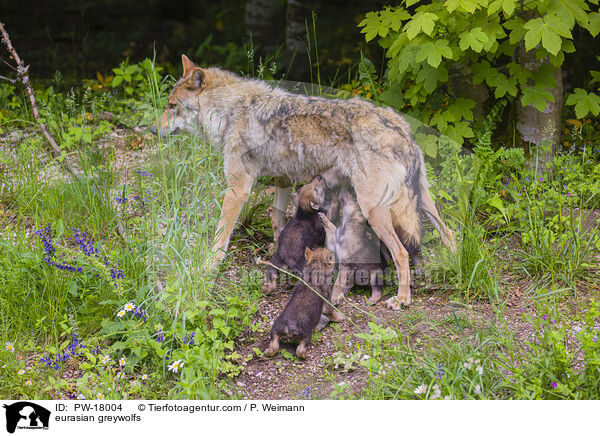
(168, 103), (177, 110)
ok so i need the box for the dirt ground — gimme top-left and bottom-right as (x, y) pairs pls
(231, 274), (539, 400)
(3, 129), (598, 400)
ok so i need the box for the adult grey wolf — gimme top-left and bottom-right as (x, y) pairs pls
(152, 54), (456, 310)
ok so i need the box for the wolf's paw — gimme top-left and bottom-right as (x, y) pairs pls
(385, 295), (409, 311)
(367, 295), (381, 305)
(316, 315), (330, 331)
(296, 342), (308, 360)
(261, 283), (276, 294)
(267, 243), (277, 255)
(264, 342), (279, 357)
(331, 293), (343, 305)
(327, 309), (345, 323)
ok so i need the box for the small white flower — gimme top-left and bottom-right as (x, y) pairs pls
(5, 342), (15, 353)
(124, 301), (136, 312)
(475, 359), (481, 364)
(25, 379), (32, 386)
(463, 362), (473, 370)
(97, 392), (105, 400)
(141, 374), (148, 381)
(474, 384), (482, 395)
(573, 325), (583, 333)
(430, 384), (441, 400)
(362, 355), (370, 360)
(413, 384), (427, 395)
(167, 359), (184, 373)
(116, 372), (125, 380)
(2, 364), (7, 368)
(117, 310), (126, 318)
(119, 356), (126, 367)
(443, 395), (452, 400)
(18, 369), (25, 375)
(476, 365), (484, 375)
(77, 394), (86, 400)
(101, 355), (112, 365)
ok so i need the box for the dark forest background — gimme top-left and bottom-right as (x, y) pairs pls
(1, 0), (597, 88)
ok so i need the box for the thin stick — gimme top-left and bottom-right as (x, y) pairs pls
(0, 22), (73, 175)
(0, 74), (16, 83)
(256, 257), (386, 326)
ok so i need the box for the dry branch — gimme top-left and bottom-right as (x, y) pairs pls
(0, 21), (73, 175)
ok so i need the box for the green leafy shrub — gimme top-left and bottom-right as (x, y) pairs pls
(358, 0), (600, 151)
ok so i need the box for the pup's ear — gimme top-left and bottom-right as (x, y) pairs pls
(182, 54), (196, 76)
(327, 251), (336, 264)
(305, 247), (313, 263)
(189, 68), (206, 89)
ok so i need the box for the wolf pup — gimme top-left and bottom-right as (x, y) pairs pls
(264, 247), (342, 359)
(262, 175), (327, 293)
(319, 189), (387, 305)
(153, 55), (456, 310)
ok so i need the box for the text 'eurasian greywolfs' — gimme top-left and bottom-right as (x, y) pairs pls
(152, 54), (456, 310)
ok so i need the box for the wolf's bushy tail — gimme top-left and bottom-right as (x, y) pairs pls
(416, 155), (457, 251)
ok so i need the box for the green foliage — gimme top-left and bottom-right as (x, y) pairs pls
(359, 0), (600, 148)
(566, 88), (600, 118)
(498, 300), (600, 399)
(331, 322), (499, 400)
(110, 58), (163, 97)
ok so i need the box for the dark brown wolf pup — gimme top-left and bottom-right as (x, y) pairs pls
(262, 175), (327, 293)
(264, 247), (342, 359)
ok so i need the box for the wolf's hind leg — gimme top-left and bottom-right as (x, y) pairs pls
(271, 176), (291, 243)
(296, 339), (308, 359)
(264, 333), (280, 357)
(331, 265), (352, 305)
(322, 301), (344, 322)
(367, 269), (383, 305)
(361, 205), (411, 310)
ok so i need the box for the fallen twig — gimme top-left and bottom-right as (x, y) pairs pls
(256, 257), (385, 327)
(0, 21), (74, 175)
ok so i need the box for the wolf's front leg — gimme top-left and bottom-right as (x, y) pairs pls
(330, 265), (352, 305)
(205, 172), (254, 271)
(318, 212), (337, 252)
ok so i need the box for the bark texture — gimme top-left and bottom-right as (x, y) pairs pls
(515, 11), (563, 168)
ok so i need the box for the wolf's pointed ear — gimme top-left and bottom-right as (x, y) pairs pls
(190, 68), (206, 89)
(305, 247), (313, 263)
(182, 54), (196, 76)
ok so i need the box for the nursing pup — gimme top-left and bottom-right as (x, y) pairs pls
(264, 247), (342, 359)
(262, 175), (327, 293)
(319, 190), (387, 305)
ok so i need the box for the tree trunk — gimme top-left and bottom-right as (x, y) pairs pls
(515, 13), (563, 170)
(449, 62), (490, 120)
(245, 0), (285, 63)
(285, 0), (311, 81)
